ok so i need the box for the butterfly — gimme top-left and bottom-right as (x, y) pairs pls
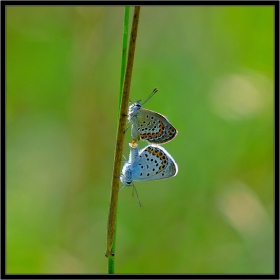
(127, 88), (178, 144)
(120, 141), (178, 206)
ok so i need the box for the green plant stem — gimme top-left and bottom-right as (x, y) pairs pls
(118, 6), (130, 115)
(107, 6), (130, 274)
(106, 5), (141, 270)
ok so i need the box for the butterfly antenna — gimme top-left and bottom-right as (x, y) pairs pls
(132, 183), (142, 207)
(119, 184), (125, 192)
(141, 88), (158, 106)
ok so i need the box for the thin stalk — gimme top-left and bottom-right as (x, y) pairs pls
(118, 6), (130, 115)
(107, 6), (130, 274)
(106, 5), (141, 272)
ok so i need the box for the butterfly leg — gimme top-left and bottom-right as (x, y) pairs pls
(124, 123), (131, 134)
(132, 183), (142, 207)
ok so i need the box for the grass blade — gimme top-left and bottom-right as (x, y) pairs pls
(106, 6), (141, 274)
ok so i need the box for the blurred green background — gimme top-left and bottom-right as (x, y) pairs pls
(6, 6), (274, 274)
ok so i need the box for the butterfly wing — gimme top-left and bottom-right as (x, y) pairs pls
(133, 108), (178, 144)
(131, 145), (178, 182)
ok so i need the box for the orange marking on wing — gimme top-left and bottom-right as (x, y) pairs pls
(141, 121), (165, 138)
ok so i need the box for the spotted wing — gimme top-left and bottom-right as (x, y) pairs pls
(135, 108), (178, 144)
(132, 145), (178, 182)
